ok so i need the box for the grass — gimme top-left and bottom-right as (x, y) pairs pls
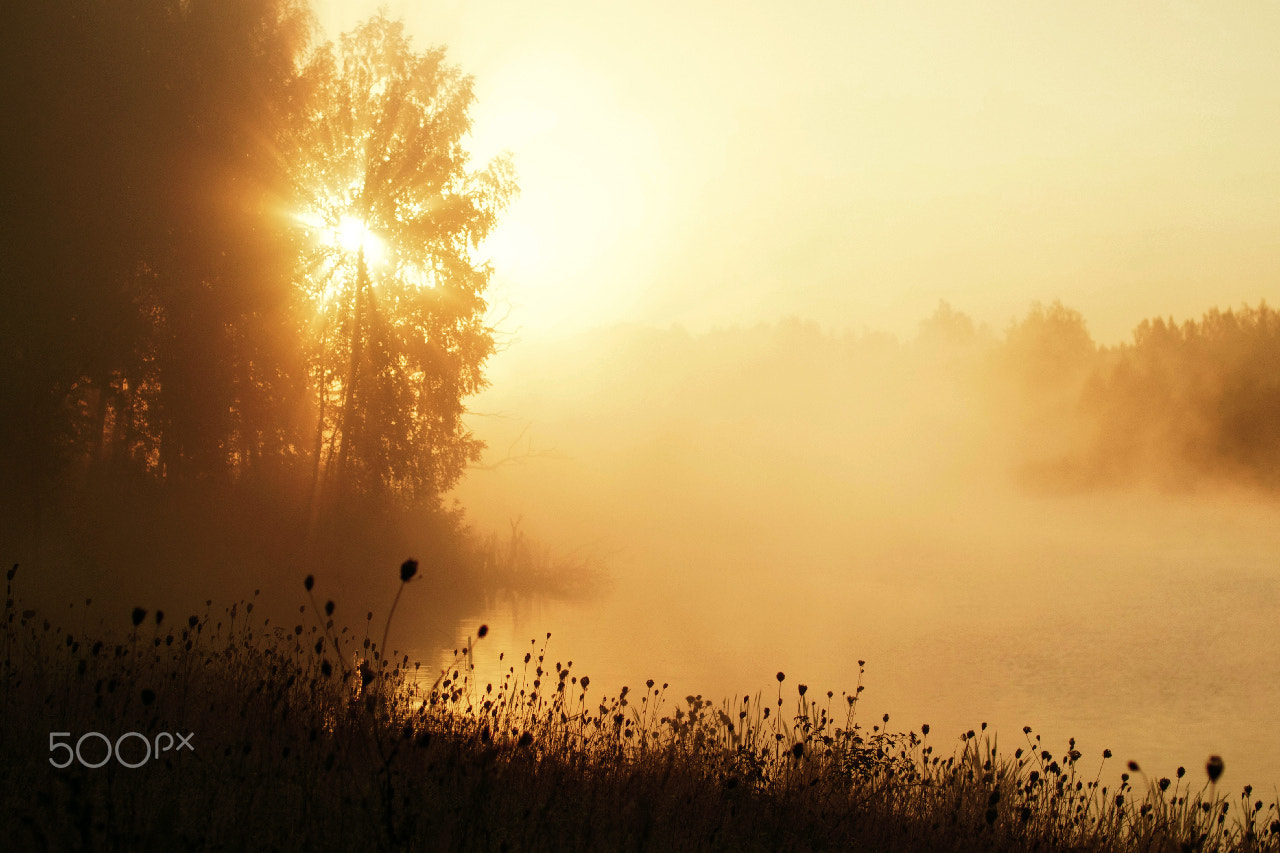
(2, 559), (1278, 852)
(467, 519), (607, 602)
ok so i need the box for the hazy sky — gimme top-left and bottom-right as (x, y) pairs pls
(316, 1), (1280, 345)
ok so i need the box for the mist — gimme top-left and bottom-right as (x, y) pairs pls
(7, 2), (1280, 845)
(455, 303), (1280, 787)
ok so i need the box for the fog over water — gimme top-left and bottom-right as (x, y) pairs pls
(441, 317), (1280, 791)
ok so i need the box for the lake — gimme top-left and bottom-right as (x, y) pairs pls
(439, 479), (1280, 794)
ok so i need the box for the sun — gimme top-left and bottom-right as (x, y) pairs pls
(290, 204), (392, 311)
(295, 207), (386, 265)
(335, 215), (381, 258)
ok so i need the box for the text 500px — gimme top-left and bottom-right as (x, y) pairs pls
(49, 731), (194, 768)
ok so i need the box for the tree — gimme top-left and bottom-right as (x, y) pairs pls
(285, 15), (516, 514)
(0, 0), (309, 503)
(1081, 302), (1280, 487)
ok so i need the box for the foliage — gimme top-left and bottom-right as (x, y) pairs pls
(286, 15), (516, 508)
(1, 4), (516, 563)
(1079, 303), (1280, 489)
(0, 0), (311, 494)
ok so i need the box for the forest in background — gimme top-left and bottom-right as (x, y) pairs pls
(469, 297), (1280, 544)
(923, 298), (1280, 493)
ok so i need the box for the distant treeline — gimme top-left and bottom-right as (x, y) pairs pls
(854, 300), (1280, 492)
(1071, 302), (1280, 490)
(530, 300), (1280, 496)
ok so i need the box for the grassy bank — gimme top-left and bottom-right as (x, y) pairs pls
(2, 561), (1276, 852)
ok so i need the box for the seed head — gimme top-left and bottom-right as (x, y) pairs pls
(304, 575), (314, 592)
(131, 607), (146, 627)
(776, 671), (785, 682)
(400, 559), (418, 582)
(478, 624), (489, 639)
(1206, 756), (1225, 783)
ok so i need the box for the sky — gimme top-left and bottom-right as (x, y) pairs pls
(315, 0), (1280, 346)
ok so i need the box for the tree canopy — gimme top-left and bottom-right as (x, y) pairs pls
(286, 16), (516, 511)
(0, 2), (515, 551)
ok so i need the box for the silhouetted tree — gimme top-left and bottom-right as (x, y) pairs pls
(917, 301), (981, 351)
(1079, 302), (1280, 488)
(284, 15), (516, 514)
(1, 0), (310, 489)
(1000, 301), (1096, 391)
(135, 0), (311, 486)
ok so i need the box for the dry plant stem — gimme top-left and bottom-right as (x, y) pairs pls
(378, 582), (404, 675)
(379, 559), (418, 677)
(305, 583), (349, 680)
